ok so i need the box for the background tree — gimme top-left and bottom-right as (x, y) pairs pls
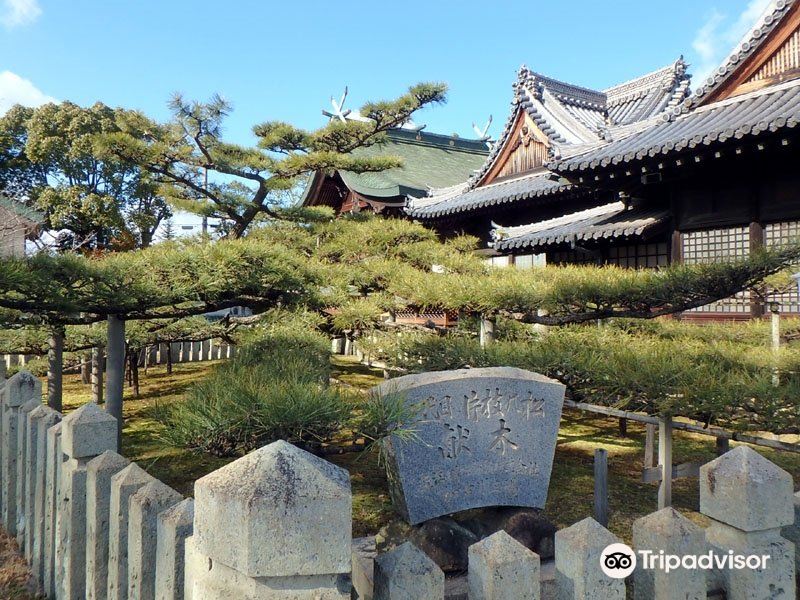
(96, 83), (448, 238)
(0, 101), (171, 251)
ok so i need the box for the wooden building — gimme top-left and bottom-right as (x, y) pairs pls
(302, 127), (489, 215)
(407, 0), (800, 319)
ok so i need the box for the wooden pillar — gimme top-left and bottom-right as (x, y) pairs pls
(105, 315), (126, 446)
(715, 436), (730, 456)
(47, 329), (64, 412)
(644, 424), (656, 468)
(593, 448), (609, 527)
(658, 417), (673, 510)
(91, 345), (104, 404)
(750, 221), (766, 318)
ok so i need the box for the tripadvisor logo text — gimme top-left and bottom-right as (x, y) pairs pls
(600, 543), (771, 579)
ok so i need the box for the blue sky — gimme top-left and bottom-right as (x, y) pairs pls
(0, 0), (772, 148)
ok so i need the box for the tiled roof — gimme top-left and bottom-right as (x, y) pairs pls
(688, 0), (797, 109)
(554, 77), (800, 174)
(448, 59), (692, 203)
(328, 128), (488, 199)
(491, 202), (669, 251)
(406, 169), (575, 219)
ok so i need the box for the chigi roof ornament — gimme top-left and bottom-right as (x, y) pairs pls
(472, 115), (494, 148)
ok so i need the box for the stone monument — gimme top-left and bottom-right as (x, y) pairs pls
(373, 367), (565, 525)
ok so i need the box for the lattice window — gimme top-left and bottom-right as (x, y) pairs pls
(606, 243), (668, 269)
(547, 250), (598, 265)
(682, 227), (751, 313)
(765, 221), (800, 313)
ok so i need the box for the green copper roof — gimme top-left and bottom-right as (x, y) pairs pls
(336, 129), (489, 199)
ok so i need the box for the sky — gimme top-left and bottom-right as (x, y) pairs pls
(0, 0), (774, 142)
(0, 0), (773, 235)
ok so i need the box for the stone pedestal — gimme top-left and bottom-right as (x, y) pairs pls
(32, 407), (60, 586)
(16, 398), (40, 548)
(24, 404), (48, 562)
(43, 422), (63, 599)
(189, 440), (352, 599)
(700, 447), (796, 600)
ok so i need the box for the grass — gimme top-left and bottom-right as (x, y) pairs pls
(51, 356), (800, 542)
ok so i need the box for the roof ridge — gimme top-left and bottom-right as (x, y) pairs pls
(604, 57), (689, 98)
(688, 0), (797, 108)
(493, 201), (625, 239)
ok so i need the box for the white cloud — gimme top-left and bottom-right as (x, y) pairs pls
(0, 71), (56, 114)
(692, 0), (773, 85)
(1, 0), (41, 29)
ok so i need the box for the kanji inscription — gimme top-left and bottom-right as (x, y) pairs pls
(373, 367), (565, 525)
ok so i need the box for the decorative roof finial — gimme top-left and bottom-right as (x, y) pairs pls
(472, 115), (494, 148)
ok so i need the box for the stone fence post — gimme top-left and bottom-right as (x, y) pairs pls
(17, 397), (41, 549)
(632, 507), (705, 600)
(33, 406), (61, 586)
(155, 498), (193, 600)
(782, 491), (800, 586)
(1, 370), (41, 535)
(24, 405), (50, 562)
(44, 422), (64, 599)
(57, 402), (118, 599)
(127, 480), (182, 599)
(187, 440), (352, 599)
(108, 463), (154, 600)
(374, 542), (444, 599)
(700, 446), (796, 599)
(468, 530), (540, 600)
(555, 517), (625, 599)
(86, 450), (130, 600)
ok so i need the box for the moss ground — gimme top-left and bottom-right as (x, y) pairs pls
(51, 355), (800, 541)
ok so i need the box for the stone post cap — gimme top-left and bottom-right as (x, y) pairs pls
(62, 402), (118, 459)
(110, 462), (153, 490)
(3, 371), (42, 407)
(158, 497), (194, 529)
(47, 422), (62, 438)
(21, 397), (41, 414)
(469, 529), (540, 565)
(700, 446), (793, 531)
(633, 507), (705, 551)
(194, 439), (352, 578)
(555, 517), (620, 571)
(130, 479), (182, 511)
(374, 542), (444, 594)
(28, 404), (50, 421)
(87, 450), (130, 476)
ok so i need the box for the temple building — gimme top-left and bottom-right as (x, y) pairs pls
(407, 0), (800, 319)
(302, 127), (489, 215)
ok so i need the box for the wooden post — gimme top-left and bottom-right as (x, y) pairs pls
(644, 423), (656, 468)
(618, 417), (628, 437)
(47, 329), (64, 412)
(105, 315), (126, 446)
(658, 417), (673, 509)
(594, 448), (609, 527)
(91, 345), (104, 404)
(715, 436), (730, 456)
(479, 315), (495, 348)
(771, 303), (780, 386)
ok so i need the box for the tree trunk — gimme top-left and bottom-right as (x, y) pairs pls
(105, 315), (126, 448)
(166, 345), (173, 374)
(80, 351), (91, 385)
(128, 351), (140, 397)
(91, 345), (104, 404)
(47, 329), (64, 412)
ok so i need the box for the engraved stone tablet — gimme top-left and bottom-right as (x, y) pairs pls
(373, 367), (565, 525)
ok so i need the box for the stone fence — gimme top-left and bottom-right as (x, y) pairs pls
(0, 368), (797, 599)
(2, 338), (236, 371)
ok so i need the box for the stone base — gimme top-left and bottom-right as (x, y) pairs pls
(187, 539), (350, 600)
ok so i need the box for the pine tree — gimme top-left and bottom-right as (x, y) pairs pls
(95, 84), (448, 238)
